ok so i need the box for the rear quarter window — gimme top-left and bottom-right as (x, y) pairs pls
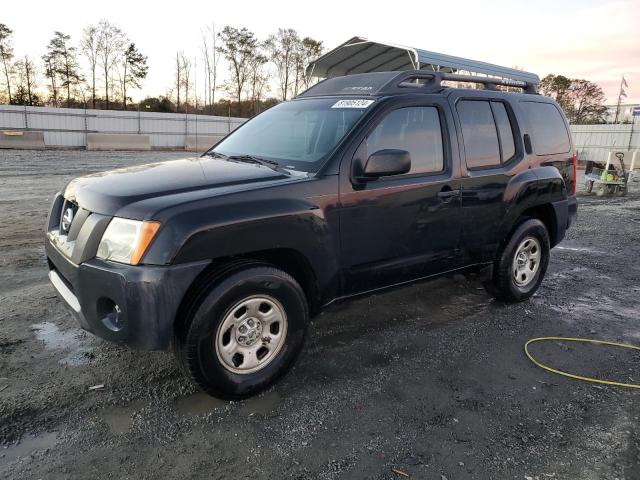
(520, 101), (571, 155)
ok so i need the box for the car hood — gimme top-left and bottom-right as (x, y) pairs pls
(64, 156), (300, 217)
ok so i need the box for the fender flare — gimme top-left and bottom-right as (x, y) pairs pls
(497, 166), (567, 248)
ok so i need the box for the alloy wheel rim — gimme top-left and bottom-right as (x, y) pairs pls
(215, 295), (288, 374)
(512, 236), (541, 287)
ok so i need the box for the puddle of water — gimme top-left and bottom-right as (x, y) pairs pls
(1, 432), (58, 465)
(31, 322), (95, 366)
(175, 392), (227, 416)
(537, 287), (640, 325)
(98, 400), (145, 434)
(555, 246), (605, 254)
(238, 390), (282, 416)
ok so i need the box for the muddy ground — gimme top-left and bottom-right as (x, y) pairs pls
(1, 149), (639, 480)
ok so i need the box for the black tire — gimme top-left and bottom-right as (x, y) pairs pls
(484, 218), (550, 303)
(174, 263), (309, 400)
(585, 180), (594, 193)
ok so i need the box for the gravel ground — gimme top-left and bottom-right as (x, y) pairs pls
(1, 149), (639, 480)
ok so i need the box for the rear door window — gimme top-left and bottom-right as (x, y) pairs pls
(457, 100), (501, 168)
(366, 106), (444, 175)
(520, 101), (570, 155)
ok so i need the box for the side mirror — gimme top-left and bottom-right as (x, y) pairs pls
(361, 149), (411, 180)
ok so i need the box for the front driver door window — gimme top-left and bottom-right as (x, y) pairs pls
(365, 106), (444, 175)
(339, 103), (462, 294)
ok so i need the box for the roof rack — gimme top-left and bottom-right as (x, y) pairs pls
(307, 36), (540, 86)
(297, 70), (538, 98)
(380, 71), (538, 94)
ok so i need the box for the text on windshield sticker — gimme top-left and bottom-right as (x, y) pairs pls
(331, 99), (375, 109)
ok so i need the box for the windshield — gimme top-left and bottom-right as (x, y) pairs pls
(210, 97), (374, 172)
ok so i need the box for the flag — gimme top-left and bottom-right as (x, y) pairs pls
(620, 87), (627, 99)
(622, 76), (628, 88)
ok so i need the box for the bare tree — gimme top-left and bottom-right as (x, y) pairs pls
(201, 31), (210, 109)
(174, 52), (183, 111)
(42, 50), (60, 106)
(0, 24), (15, 103)
(218, 26), (258, 114)
(201, 24), (221, 110)
(179, 52), (192, 111)
(248, 51), (268, 115)
(47, 32), (83, 107)
(210, 25), (221, 107)
(80, 25), (99, 108)
(295, 37), (323, 95)
(120, 43), (147, 109)
(265, 28), (299, 101)
(13, 56), (39, 105)
(97, 20), (126, 109)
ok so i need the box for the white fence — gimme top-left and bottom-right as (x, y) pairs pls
(0, 105), (245, 149)
(1, 105), (638, 160)
(570, 124), (639, 164)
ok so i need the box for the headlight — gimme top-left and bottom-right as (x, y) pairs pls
(97, 218), (160, 265)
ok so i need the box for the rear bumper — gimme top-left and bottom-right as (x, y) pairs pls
(550, 195), (578, 246)
(46, 239), (208, 350)
(567, 195), (577, 228)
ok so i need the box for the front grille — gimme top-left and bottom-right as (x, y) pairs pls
(59, 199), (79, 235)
(46, 194), (111, 265)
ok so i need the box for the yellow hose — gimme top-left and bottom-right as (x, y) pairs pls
(524, 337), (640, 389)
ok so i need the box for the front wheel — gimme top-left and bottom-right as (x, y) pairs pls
(174, 264), (309, 400)
(484, 219), (550, 303)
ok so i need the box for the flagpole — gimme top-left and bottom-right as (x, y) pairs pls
(628, 108), (636, 151)
(614, 76), (623, 124)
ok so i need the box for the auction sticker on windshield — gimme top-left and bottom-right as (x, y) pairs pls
(331, 99), (375, 109)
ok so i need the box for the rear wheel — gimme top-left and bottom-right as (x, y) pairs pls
(174, 264), (309, 399)
(585, 180), (594, 193)
(484, 219), (550, 303)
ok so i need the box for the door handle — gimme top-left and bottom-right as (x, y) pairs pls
(437, 189), (461, 200)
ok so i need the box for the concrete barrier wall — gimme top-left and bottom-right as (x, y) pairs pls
(0, 130), (45, 149)
(87, 133), (151, 151)
(185, 134), (225, 152)
(0, 105), (245, 150)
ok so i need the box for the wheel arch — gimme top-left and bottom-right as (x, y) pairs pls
(520, 203), (559, 247)
(173, 248), (321, 343)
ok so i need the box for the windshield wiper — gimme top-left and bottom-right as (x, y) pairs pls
(206, 151), (289, 172)
(227, 154), (281, 170)
(206, 151), (229, 159)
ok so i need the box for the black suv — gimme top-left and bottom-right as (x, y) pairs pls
(45, 71), (577, 399)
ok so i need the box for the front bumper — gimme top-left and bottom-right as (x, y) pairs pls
(46, 239), (208, 350)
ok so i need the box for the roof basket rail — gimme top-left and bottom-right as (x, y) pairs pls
(377, 71), (538, 95)
(440, 72), (538, 94)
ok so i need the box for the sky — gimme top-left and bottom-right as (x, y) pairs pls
(4, 0), (639, 104)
